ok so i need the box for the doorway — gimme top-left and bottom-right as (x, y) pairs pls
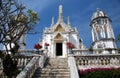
(56, 43), (62, 56)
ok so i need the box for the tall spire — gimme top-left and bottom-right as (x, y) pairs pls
(58, 5), (64, 22)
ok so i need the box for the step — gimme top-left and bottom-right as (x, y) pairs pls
(35, 71), (70, 74)
(33, 70), (70, 76)
(40, 74), (70, 77)
(32, 58), (70, 78)
(45, 58), (68, 67)
(36, 67), (70, 70)
(40, 68), (70, 72)
(48, 58), (68, 64)
(45, 65), (69, 68)
(40, 72), (70, 74)
(33, 76), (70, 78)
(44, 66), (69, 69)
(34, 73), (70, 77)
(35, 69), (70, 74)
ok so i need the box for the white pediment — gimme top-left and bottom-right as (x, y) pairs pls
(54, 24), (65, 32)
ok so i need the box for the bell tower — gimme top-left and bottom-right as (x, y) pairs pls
(90, 9), (117, 54)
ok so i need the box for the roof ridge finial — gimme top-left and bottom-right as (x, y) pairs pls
(67, 16), (71, 25)
(97, 8), (100, 12)
(51, 16), (54, 26)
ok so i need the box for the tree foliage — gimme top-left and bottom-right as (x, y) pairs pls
(0, 0), (39, 54)
(117, 34), (120, 53)
(118, 34), (120, 42)
(0, 0), (39, 77)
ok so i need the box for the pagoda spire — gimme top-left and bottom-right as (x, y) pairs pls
(58, 5), (64, 22)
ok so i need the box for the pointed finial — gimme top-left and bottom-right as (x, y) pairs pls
(58, 5), (64, 22)
(97, 8), (100, 12)
(67, 16), (71, 25)
(51, 17), (54, 26)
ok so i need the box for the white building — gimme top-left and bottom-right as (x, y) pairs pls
(17, 5), (117, 57)
(40, 5), (86, 58)
(90, 9), (117, 54)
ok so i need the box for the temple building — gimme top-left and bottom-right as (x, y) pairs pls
(38, 5), (117, 58)
(40, 5), (86, 58)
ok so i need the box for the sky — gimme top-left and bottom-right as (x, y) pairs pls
(18, 0), (120, 49)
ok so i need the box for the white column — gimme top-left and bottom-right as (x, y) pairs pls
(52, 41), (55, 58)
(92, 28), (95, 41)
(63, 41), (67, 57)
(93, 25), (99, 41)
(109, 24), (115, 38)
(106, 24), (110, 38)
(101, 25), (106, 38)
(107, 20), (115, 38)
(54, 42), (56, 58)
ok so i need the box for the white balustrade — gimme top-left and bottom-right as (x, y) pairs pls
(0, 49), (47, 78)
(16, 53), (47, 78)
(13, 56), (33, 68)
(75, 54), (120, 69)
(16, 57), (39, 78)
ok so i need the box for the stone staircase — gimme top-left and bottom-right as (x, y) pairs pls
(32, 58), (70, 78)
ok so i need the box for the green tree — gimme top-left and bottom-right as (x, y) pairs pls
(117, 34), (120, 53)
